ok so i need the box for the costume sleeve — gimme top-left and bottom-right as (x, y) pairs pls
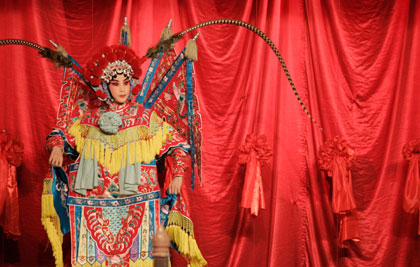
(161, 147), (189, 199)
(46, 134), (64, 151)
(170, 148), (189, 177)
(157, 118), (190, 193)
(46, 128), (79, 162)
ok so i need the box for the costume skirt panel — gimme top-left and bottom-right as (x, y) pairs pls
(68, 192), (161, 267)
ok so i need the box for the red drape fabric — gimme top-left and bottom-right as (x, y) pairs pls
(1, 0), (420, 266)
(402, 138), (420, 234)
(304, 0), (420, 266)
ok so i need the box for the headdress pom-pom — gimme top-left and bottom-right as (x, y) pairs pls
(90, 77), (101, 87)
(132, 84), (141, 95)
(133, 69), (142, 78)
(95, 90), (107, 99)
(98, 58), (109, 68)
(92, 67), (102, 77)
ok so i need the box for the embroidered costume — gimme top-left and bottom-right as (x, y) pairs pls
(41, 41), (205, 267)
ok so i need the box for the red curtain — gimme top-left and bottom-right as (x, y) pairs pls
(1, 0), (420, 266)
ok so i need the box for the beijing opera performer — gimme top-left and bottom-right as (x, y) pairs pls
(41, 41), (206, 267)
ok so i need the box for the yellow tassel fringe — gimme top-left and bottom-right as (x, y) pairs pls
(166, 211), (207, 267)
(41, 179), (64, 267)
(68, 113), (171, 175)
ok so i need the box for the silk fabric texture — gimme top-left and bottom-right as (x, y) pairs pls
(1, 0), (420, 266)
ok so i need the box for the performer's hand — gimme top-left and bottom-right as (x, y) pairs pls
(49, 146), (64, 167)
(168, 175), (183, 195)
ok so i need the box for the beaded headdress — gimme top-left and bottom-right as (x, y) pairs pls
(84, 44), (146, 101)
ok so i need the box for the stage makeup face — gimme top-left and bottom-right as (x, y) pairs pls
(109, 74), (130, 104)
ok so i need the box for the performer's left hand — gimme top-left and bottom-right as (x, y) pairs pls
(168, 175), (183, 195)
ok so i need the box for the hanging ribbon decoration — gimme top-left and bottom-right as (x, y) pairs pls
(402, 137), (420, 234)
(238, 133), (272, 216)
(0, 130), (24, 238)
(318, 137), (360, 247)
(186, 59), (198, 188)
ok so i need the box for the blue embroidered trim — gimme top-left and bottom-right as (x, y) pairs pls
(52, 167), (70, 234)
(67, 191), (160, 207)
(148, 200), (155, 255)
(160, 192), (177, 211)
(70, 162), (79, 172)
(144, 50), (186, 109)
(143, 159), (156, 166)
(74, 205), (82, 259)
(186, 60), (196, 189)
(137, 53), (163, 104)
(68, 55), (82, 68)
